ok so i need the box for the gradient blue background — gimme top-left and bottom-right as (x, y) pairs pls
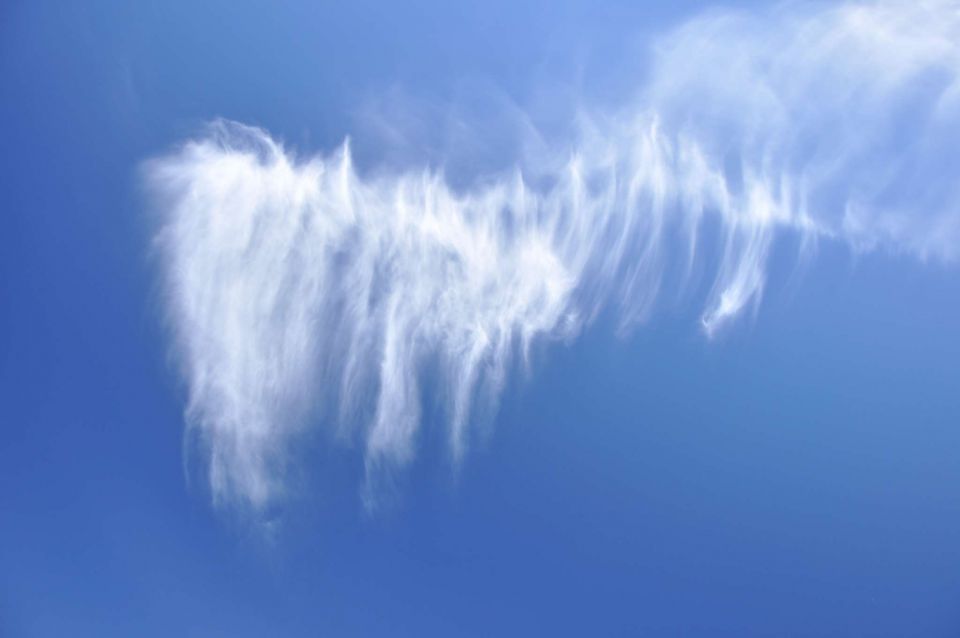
(3, 2), (960, 635)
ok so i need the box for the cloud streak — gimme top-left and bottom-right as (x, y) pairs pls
(146, 0), (960, 511)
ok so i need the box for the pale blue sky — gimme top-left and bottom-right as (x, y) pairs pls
(2, 1), (960, 636)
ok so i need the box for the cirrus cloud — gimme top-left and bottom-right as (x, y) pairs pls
(146, 0), (960, 512)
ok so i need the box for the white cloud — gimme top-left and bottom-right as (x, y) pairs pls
(146, 0), (960, 511)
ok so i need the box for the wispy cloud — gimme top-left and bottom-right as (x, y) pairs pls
(146, 0), (960, 511)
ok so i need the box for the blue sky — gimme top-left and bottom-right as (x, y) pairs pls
(3, 1), (960, 636)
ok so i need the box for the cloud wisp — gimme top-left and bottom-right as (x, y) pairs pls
(146, 0), (960, 512)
